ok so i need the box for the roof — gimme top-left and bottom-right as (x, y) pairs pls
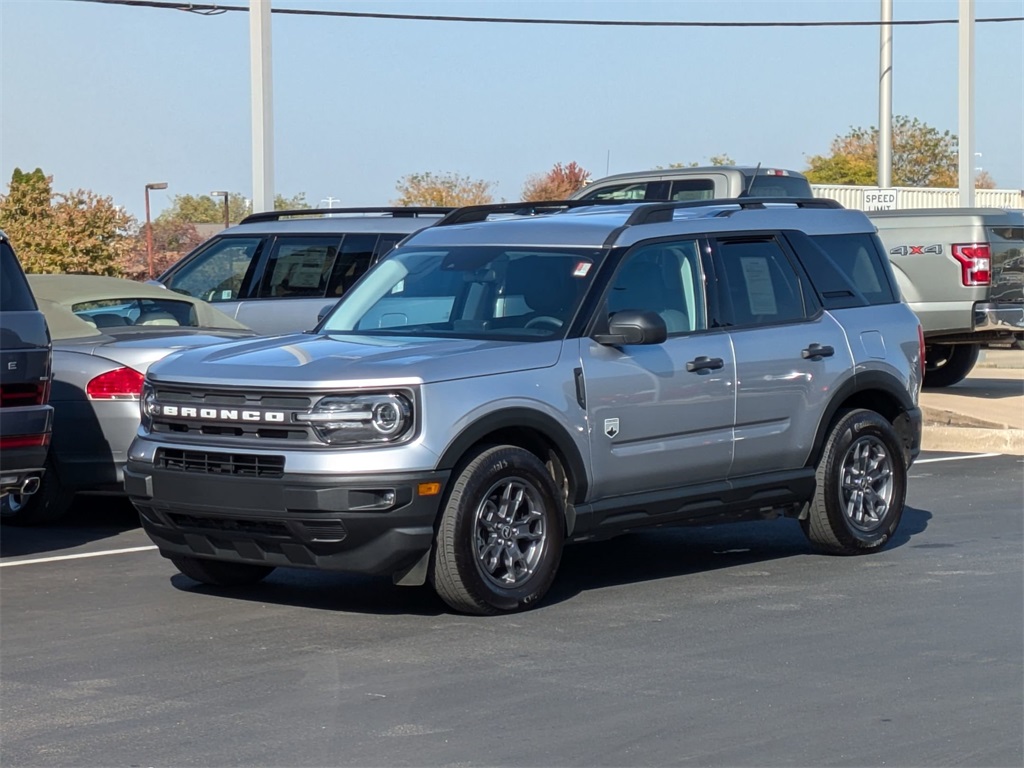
(404, 200), (875, 250)
(581, 165), (808, 185)
(27, 274), (250, 333)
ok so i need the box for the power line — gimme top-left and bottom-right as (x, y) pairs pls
(70, 0), (1024, 28)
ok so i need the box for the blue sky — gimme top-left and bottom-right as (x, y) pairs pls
(1, 0), (1022, 221)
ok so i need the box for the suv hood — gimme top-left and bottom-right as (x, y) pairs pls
(147, 333), (563, 388)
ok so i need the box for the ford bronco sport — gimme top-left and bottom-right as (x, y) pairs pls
(127, 198), (923, 614)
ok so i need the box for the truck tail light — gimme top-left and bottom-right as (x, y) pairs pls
(951, 243), (991, 286)
(86, 367), (145, 400)
(0, 381), (49, 407)
(0, 433), (50, 449)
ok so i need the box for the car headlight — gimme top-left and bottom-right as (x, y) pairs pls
(298, 393), (413, 445)
(140, 381), (157, 431)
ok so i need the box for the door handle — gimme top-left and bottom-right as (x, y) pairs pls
(801, 343), (835, 360)
(686, 356), (725, 373)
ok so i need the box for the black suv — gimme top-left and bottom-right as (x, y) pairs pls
(155, 207), (451, 334)
(0, 232), (53, 500)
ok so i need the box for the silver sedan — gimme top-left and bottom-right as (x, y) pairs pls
(1, 275), (256, 525)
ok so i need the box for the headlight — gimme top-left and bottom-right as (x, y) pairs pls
(140, 382), (157, 431)
(298, 393), (413, 445)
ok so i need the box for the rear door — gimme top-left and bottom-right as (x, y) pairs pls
(709, 233), (852, 477)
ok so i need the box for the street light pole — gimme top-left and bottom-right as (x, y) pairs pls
(144, 182), (168, 279)
(210, 191), (230, 229)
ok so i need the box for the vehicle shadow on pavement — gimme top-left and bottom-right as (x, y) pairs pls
(166, 507), (932, 616)
(0, 497), (140, 558)
(544, 506), (932, 608)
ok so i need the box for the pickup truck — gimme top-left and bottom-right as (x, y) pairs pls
(869, 208), (1024, 387)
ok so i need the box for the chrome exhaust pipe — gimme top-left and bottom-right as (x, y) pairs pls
(18, 476), (41, 496)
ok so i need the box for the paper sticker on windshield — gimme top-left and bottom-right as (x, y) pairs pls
(574, 262), (592, 277)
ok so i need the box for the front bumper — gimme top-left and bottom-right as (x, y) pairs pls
(125, 459), (449, 578)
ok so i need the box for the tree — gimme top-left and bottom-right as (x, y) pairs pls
(275, 192), (311, 211)
(522, 162), (591, 201)
(660, 154), (736, 169)
(804, 115), (997, 188)
(119, 218), (205, 281)
(0, 168), (136, 275)
(159, 192), (249, 225)
(393, 172), (495, 206)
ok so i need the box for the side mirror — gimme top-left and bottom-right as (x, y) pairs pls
(593, 310), (667, 346)
(316, 302), (337, 325)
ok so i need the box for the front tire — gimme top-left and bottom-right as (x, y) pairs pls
(431, 445), (564, 615)
(924, 343), (979, 388)
(802, 409), (906, 555)
(170, 556), (274, 586)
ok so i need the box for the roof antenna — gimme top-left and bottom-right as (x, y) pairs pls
(742, 162), (762, 197)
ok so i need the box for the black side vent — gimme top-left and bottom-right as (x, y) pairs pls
(156, 448), (285, 478)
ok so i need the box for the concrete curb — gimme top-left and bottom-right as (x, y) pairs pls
(921, 425), (1024, 456)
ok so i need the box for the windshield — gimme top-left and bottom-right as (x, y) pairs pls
(320, 246), (603, 340)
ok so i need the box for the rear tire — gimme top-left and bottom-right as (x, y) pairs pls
(924, 343), (979, 388)
(0, 460), (75, 526)
(431, 445), (564, 615)
(802, 409), (906, 555)
(170, 556), (274, 586)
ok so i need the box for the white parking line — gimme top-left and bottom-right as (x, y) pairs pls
(0, 545), (158, 568)
(915, 453), (1002, 464)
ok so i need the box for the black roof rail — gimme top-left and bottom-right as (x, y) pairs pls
(622, 197), (844, 227)
(433, 198), (641, 227)
(239, 206), (454, 225)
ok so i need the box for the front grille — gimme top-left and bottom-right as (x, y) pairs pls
(150, 385), (317, 444)
(157, 448), (285, 478)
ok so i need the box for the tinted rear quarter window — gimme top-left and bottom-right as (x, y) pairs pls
(743, 174), (813, 198)
(812, 233), (898, 305)
(0, 241), (37, 312)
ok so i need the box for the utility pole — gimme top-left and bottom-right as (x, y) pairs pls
(878, 0), (893, 188)
(250, 0), (274, 213)
(958, 0), (976, 207)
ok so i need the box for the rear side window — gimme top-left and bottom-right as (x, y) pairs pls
(0, 241), (37, 312)
(812, 233), (898, 304)
(742, 173), (813, 198)
(713, 237), (808, 326)
(258, 236), (341, 299)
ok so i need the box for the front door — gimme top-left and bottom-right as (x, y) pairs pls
(579, 238), (736, 502)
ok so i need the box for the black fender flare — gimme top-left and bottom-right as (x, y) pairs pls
(807, 371), (918, 467)
(436, 407), (589, 504)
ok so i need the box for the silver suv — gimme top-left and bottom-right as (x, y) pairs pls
(127, 198), (924, 615)
(155, 207), (450, 335)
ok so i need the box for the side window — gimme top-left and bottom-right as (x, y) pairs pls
(607, 240), (706, 334)
(581, 182), (648, 201)
(164, 237), (263, 303)
(715, 238), (806, 326)
(669, 179), (715, 202)
(325, 234), (379, 297)
(258, 237), (341, 299)
(375, 234), (406, 261)
(811, 233), (898, 304)
(1, 241), (37, 311)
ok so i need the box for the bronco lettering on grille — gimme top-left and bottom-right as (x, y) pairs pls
(158, 405), (286, 423)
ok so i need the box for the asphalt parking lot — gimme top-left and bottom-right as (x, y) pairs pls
(1, 450), (1021, 767)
